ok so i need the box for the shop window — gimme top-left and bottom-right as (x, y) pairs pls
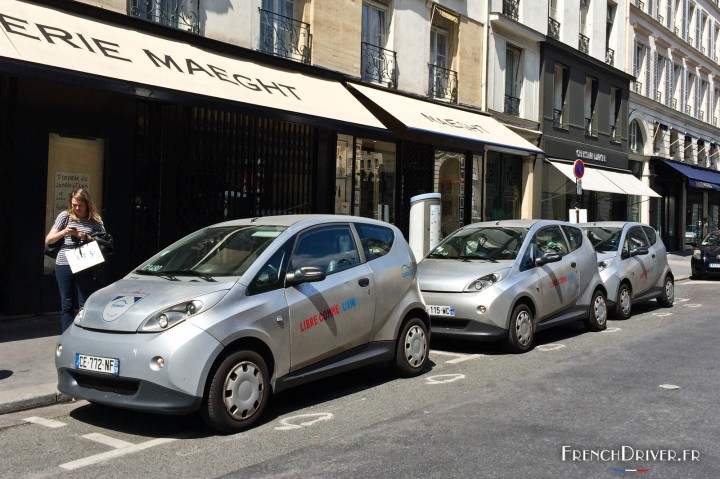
(435, 150), (464, 237)
(44, 133), (105, 275)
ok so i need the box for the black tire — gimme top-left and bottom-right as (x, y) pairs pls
(658, 275), (674, 307)
(395, 317), (429, 377)
(201, 350), (270, 433)
(506, 304), (534, 353)
(585, 289), (608, 331)
(614, 283), (632, 320)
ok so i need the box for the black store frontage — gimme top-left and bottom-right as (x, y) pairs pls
(0, 0), (389, 315)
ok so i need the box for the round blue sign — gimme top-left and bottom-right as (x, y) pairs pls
(573, 159), (585, 179)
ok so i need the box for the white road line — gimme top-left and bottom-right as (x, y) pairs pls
(431, 350), (484, 363)
(536, 343), (566, 352)
(60, 437), (176, 470)
(83, 433), (134, 449)
(22, 416), (66, 428)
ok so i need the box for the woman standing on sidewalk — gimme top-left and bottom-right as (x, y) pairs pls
(44, 188), (106, 332)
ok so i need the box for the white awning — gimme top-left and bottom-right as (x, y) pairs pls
(347, 83), (543, 155)
(547, 160), (661, 197)
(0, 1), (385, 130)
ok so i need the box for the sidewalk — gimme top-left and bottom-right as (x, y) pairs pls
(0, 252), (693, 417)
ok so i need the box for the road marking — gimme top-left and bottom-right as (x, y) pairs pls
(83, 433), (133, 449)
(676, 298), (689, 302)
(275, 413), (333, 431)
(683, 304), (702, 308)
(22, 416), (66, 428)
(59, 437), (176, 470)
(659, 384), (680, 390)
(536, 343), (566, 352)
(431, 350), (484, 364)
(425, 374), (465, 384)
(652, 312), (672, 317)
(602, 327), (622, 333)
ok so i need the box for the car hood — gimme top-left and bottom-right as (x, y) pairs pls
(76, 279), (234, 332)
(417, 259), (512, 292)
(596, 251), (618, 263)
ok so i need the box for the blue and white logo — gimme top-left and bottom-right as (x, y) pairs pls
(102, 293), (147, 321)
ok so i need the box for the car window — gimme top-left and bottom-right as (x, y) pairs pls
(248, 240), (293, 295)
(354, 223), (394, 260)
(561, 225), (583, 251)
(623, 227), (649, 254)
(534, 226), (569, 255)
(290, 226), (360, 274)
(701, 232), (720, 246)
(584, 227), (622, 252)
(642, 226), (657, 245)
(427, 226), (527, 261)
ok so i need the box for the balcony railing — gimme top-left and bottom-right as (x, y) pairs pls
(428, 64), (458, 103)
(129, 0), (199, 33)
(605, 48), (615, 66)
(685, 105), (692, 115)
(610, 124), (618, 142)
(699, 110), (704, 121)
(671, 98), (677, 109)
(634, 0), (645, 10)
(505, 95), (520, 116)
(548, 18), (560, 40)
(503, 0), (519, 21)
(658, 14), (664, 24)
(579, 34), (590, 54)
(361, 43), (397, 88)
(585, 117), (598, 137)
(674, 27), (679, 36)
(714, 117), (718, 126)
(688, 36), (693, 45)
(553, 108), (564, 128)
(259, 9), (311, 63)
(632, 81), (643, 93)
(655, 90), (662, 102)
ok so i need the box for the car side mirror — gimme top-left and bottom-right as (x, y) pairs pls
(630, 247), (649, 257)
(285, 266), (326, 286)
(536, 252), (561, 266)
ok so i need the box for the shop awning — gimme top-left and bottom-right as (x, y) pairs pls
(0, 0), (386, 130)
(547, 160), (661, 197)
(657, 159), (720, 190)
(347, 83), (543, 155)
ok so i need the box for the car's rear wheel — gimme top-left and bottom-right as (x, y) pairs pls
(614, 283), (632, 319)
(395, 317), (429, 377)
(506, 304), (534, 353)
(585, 290), (608, 331)
(202, 350), (270, 433)
(658, 275), (674, 307)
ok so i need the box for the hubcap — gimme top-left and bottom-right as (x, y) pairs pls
(223, 361), (264, 420)
(404, 325), (427, 367)
(665, 279), (674, 304)
(515, 311), (532, 346)
(594, 295), (607, 326)
(620, 288), (631, 315)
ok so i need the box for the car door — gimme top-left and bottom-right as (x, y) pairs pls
(642, 225), (664, 287)
(285, 225), (376, 371)
(622, 226), (656, 297)
(532, 225), (579, 320)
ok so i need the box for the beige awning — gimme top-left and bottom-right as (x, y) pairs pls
(348, 83), (543, 155)
(0, 0), (386, 130)
(547, 160), (661, 197)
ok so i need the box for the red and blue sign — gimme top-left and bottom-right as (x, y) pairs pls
(573, 159), (585, 179)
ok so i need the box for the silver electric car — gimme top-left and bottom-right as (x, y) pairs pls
(56, 215), (430, 433)
(417, 219), (607, 353)
(579, 221), (674, 319)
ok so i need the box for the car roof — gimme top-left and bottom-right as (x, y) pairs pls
(577, 221), (647, 229)
(210, 214), (395, 229)
(461, 219), (568, 229)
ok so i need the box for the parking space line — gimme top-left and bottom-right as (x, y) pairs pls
(22, 416), (66, 428)
(60, 437), (176, 470)
(431, 350), (484, 363)
(83, 433), (134, 449)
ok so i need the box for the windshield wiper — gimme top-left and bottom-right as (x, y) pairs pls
(134, 269), (179, 281)
(458, 255), (497, 263)
(160, 269), (217, 282)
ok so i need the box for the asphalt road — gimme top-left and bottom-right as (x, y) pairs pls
(0, 280), (717, 479)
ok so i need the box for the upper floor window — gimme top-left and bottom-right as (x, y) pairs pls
(363, 1), (388, 48)
(609, 86), (621, 142)
(629, 120), (644, 153)
(361, 1), (397, 87)
(259, 0), (311, 63)
(428, 22), (458, 102)
(553, 63), (569, 128)
(504, 45), (522, 116)
(129, 0), (199, 33)
(584, 76), (598, 137)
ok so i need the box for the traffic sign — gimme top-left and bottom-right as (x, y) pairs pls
(573, 159), (585, 179)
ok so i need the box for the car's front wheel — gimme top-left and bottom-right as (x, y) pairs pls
(658, 275), (674, 307)
(506, 304), (534, 353)
(614, 283), (632, 320)
(395, 317), (429, 377)
(585, 289), (608, 331)
(202, 350), (270, 433)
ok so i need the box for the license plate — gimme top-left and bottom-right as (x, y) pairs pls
(427, 305), (455, 316)
(709, 263), (720, 268)
(75, 353), (119, 375)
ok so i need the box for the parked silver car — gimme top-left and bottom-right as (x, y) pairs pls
(56, 215), (430, 432)
(579, 221), (674, 319)
(417, 219), (607, 353)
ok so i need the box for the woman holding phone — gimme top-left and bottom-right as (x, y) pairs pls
(45, 188), (106, 332)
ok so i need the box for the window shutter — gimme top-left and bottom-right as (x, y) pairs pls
(682, 0), (688, 40)
(653, 51), (659, 99)
(645, 47), (651, 96)
(633, 39), (639, 77)
(666, 0), (673, 29)
(665, 58), (673, 107)
(681, 67), (687, 111)
(696, 11), (702, 49)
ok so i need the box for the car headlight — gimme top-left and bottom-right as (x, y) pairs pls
(73, 308), (85, 326)
(464, 270), (509, 292)
(139, 300), (204, 332)
(692, 249), (702, 260)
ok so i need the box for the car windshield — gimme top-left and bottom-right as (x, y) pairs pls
(701, 232), (720, 246)
(136, 225), (286, 277)
(584, 227), (622, 252)
(427, 226), (527, 261)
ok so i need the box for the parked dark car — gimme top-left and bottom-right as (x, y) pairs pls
(691, 231), (720, 279)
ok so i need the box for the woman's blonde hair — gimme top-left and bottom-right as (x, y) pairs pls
(67, 187), (102, 223)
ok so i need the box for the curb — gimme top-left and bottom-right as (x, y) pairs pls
(0, 384), (75, 415)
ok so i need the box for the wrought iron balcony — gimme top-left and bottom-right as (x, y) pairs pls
(714, 116), (718, 126)
(361, 42), (397, 88)
(674, 27), (678, 36)
(585, 117), (597, 137)
(685, 105), (691, 115)
(504, 95), (520, 116)
(579, 34), (589, 54)
(632, 81), (643, 94)
(699, 110), (704, 121)
(634, 0), (645, 10)
(658, 14), (664, 24)
(688, 36), (693, 45)
(259, 9), (311, 63)
(610, 124), (618, 142)
(655, 90), (662, 102)
(671, 98), (677, 109)
(428, 64), (458, 103)
(548, 18), (560, 40)
(553, 108), (564, 128)
(605, 48), (615, 66)
(129, 0), (199, 33)
(503, 0), (519, 21)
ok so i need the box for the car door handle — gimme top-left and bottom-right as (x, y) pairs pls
(571, 262), (577, 268)
(358, 278), (370, 287)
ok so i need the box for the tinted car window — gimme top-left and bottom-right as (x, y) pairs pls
(248, 240), (293, 295)
(290, 226), (359, 274)
(642, 226), (657, 245)
(427, 226), (527, 261)
(701, 232), (720, 246)
(562, 225), (583, 251)
(623, 227), (649, 254)
(585, 227), (622, 252)
(354, 223), (394, 260)
(534, 226), (569, 255)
